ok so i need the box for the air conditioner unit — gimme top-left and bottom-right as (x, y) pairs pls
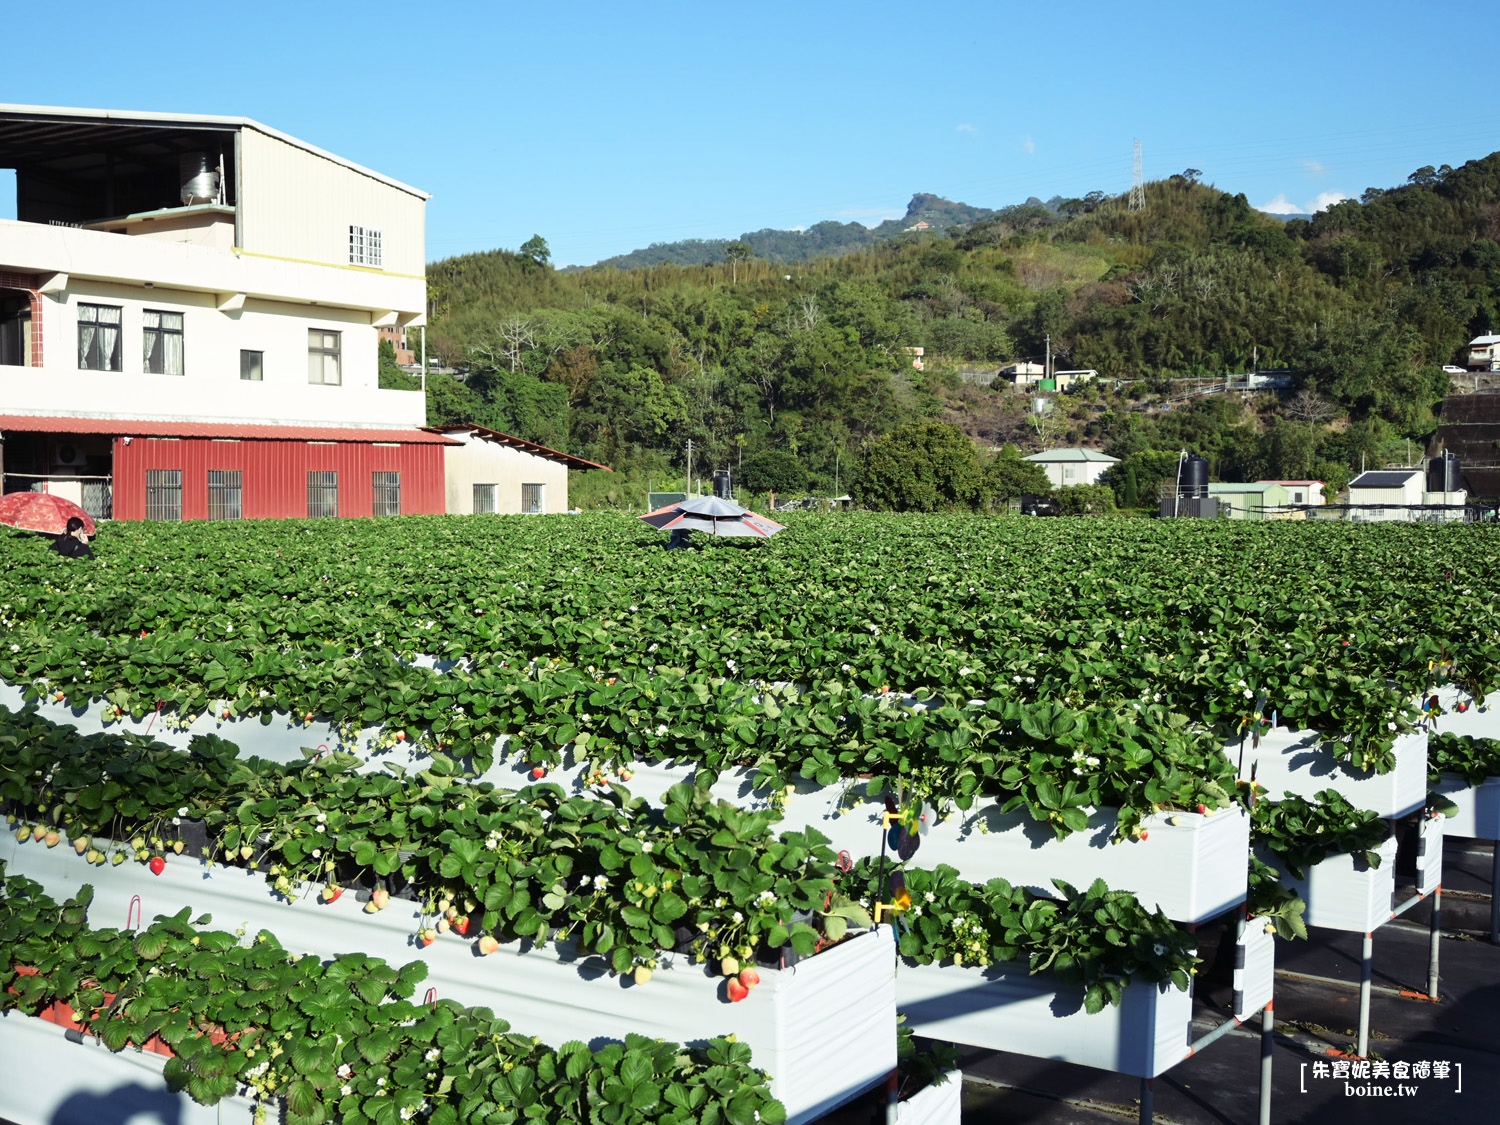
(52, 443), (87, 467)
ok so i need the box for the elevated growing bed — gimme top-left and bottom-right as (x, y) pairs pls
(0, 833), (895, 1125)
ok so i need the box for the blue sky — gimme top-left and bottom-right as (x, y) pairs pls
(3, 0), (1496, 266)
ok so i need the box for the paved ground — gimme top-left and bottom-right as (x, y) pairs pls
(829, 836), (1500, 1124)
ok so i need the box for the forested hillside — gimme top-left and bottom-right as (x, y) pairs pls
(410, 155), (1500, 508)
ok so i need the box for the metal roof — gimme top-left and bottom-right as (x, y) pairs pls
(0, 104), (430, 200)
(1207, 482), (1284, 494)
(1350, 470), (1422, 488)
(1023, 448), (1120, 463)
(0, 416), (456, 443)
(1470, 335), (1500, 346)
(428, 425), (613, 471)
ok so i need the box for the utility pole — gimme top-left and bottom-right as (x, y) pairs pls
(420, 326), (427, 392)
(1045, 333), (1051, 380)
(686, 438), (694, 497)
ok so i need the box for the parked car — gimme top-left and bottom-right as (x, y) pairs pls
(1443, 365), (1467, 374)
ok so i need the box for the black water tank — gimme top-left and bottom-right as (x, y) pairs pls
(1181, 456), (1209, 499)
(712, 470), (733, 499)
(1427, 453), (1460, 493)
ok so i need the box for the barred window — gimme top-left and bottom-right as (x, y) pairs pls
(307, 470), (339, 518)
(472, 483), (497, 514)
(521, 483), (544, 514)
(145, 469), (182, 521)
(208, 470), (243, 520)
(372, 471), (401, 517)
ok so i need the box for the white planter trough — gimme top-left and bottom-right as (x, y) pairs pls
(0, 1010), (263, 1125)
(1259, 836), (1399, 933)
(0, 833), (894, 1125)
(1431, 686), (1500, 742)
(1234, 921), (1276, 1021)
(896, 1070), (963, 1125)
(894, 958), (1192, 1078)
(1432, 772), (1500, 840)
(1228, 726), (1427, 818)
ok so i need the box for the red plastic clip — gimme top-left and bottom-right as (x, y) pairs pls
(423, 987), (438, 1010)
(835, 850), (853, 872)
(126, 895), (142, 931)
(143, 700), (165, 736)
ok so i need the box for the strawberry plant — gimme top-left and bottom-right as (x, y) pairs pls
(1245, 855), (1308, 940)
(1428, 731), (1500, 786)
(0, 863), (788, 1125)
(1249, 789), (1390, 879)
(849, 860), (1197, 1014)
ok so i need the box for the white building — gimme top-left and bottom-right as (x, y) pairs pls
(1467, 333), (1500, 372)
(0, 104), (445, 521)
(1344, 469), (1466, 522)
(430, 425), (611, 514)
(1264, 480), (1325, 505)
(1023, 447), (1120, 489)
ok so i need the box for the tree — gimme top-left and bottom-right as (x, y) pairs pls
(1053, 483), (1116, 516)
(986, 446), (1051, 501)
(855, 421), (985, 512)
(519, 235), (552, 270)
(378, 338), (419, 390)
(724, 241), (753, 284)
(1181, 168), (1203, 184)
(739, 449), (805, 494)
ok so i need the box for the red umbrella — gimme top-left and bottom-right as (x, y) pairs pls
(0, 492), (97, 536)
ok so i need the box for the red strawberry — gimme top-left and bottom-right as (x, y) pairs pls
(738, 969), (761, 990)
(727, 978), (750, 1002)
(1197, 804), (1207, 814)
(453, 916), (470, 935)
(149, 857), (166, 876)
(531, 766), (547, 780)
(322, 886), (343, 904)
(1140, 831), (1150, 841)
(417, 928), (436, 947)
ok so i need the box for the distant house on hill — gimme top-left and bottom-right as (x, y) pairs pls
(1024, 447), (1119, 488)
(1468, 333), (1500, 371)
(904, 220), (933, 232)
(998, 362), (1046, 387)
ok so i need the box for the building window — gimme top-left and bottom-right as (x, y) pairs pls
(473, 483), (497, 514)
(145, 469), (182, 521)
(307, 470), (339, 518)
(78, 303), (122, 371)
(208, 470), (243, 520)
(521, 483), (544, 514)
(308, 330), (341, 385)
(143, 310), (184, 375)
(0, 294), (32, 367)
(240, 350), (264, 381)
(349, 225), (383, 268)
(372, 471), (401, 517)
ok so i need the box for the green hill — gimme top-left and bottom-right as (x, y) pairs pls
(416, 155), (1500, 505)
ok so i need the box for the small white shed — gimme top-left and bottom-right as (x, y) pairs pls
(1347, 469), (1423, 521)
(430, 425), (611, 514)
(1023, 447), (1120, 488)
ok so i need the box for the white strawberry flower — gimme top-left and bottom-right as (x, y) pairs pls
(341, 1084), (353, 1096)
(338, 1064), (353, 1078)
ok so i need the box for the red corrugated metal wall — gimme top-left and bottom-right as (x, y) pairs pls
(112, 438), (445, 521)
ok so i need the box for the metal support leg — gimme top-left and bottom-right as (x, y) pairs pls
(1259, 1002), (1274, 1125)
(1428, 886), (1442, 1001)
(1491, 843), (1499, 945)
(1139, 1076), (1154, 1125)
(1357, 932), (1373, 1058)
(885, 1069), (898, 1125)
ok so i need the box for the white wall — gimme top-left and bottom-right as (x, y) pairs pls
(1032, 460), (1114, 488)
(443, 433), (570, 514)
(239, 129), (426, 277)
(0, 218), (425, 320)
(0, 279), (424, 428)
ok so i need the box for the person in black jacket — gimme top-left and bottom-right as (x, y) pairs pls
(49, 516), (92, 559)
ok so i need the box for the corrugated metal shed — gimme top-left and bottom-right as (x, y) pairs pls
(428, 425), (612, 472)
